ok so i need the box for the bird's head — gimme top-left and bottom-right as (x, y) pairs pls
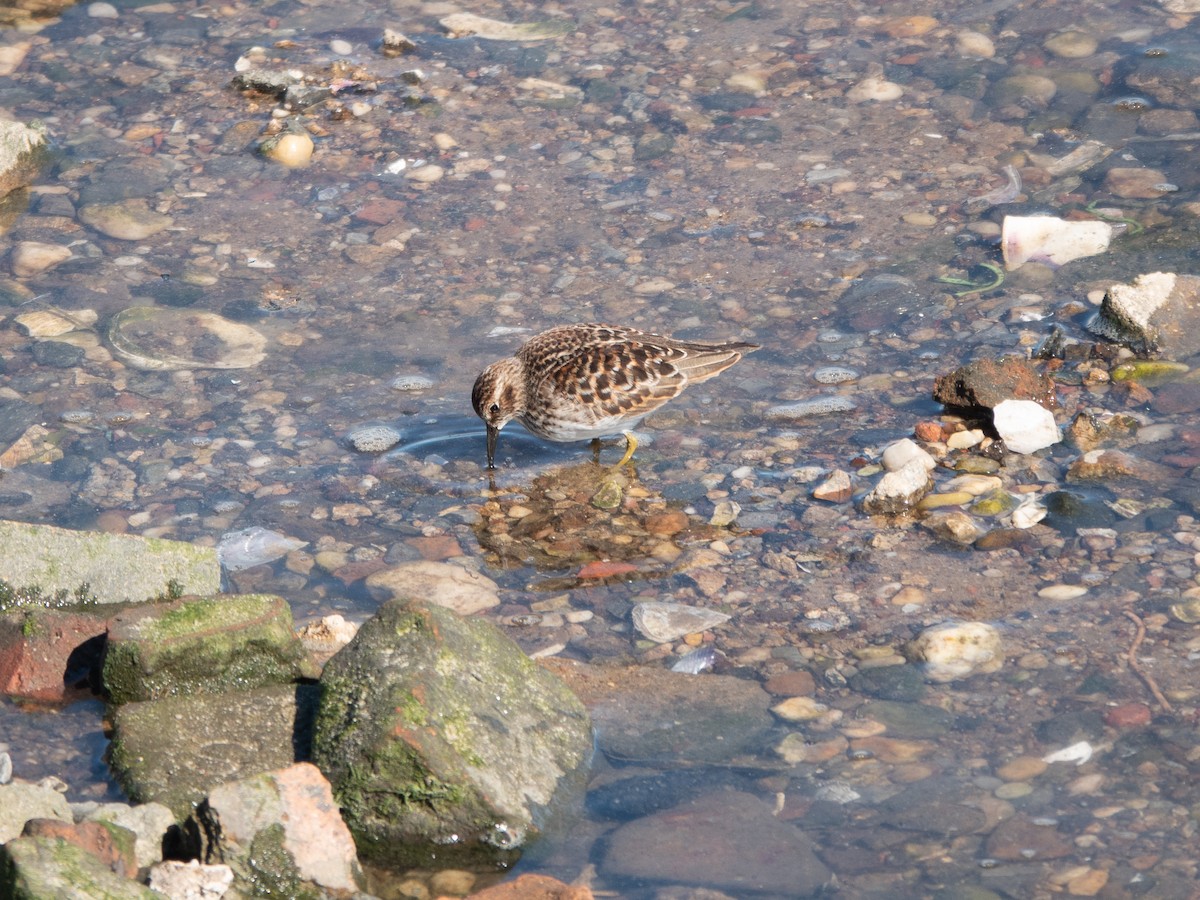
(471, 357), (525, 468)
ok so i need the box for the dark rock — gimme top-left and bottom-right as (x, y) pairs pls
(30, 341), (84, 368)
(1040, 490), (1118, 534)
(850, 664), (927, 701)
(311, 601), (592, 868)
(586, 767), (752, 821)
(601, 791), (832, 896)
(857, 700), (955, 738)
(837, 274), (929, 333)
(543, 658), (774, 764)
(109, 682), (319, 818)
(984, 813), (1073, 860)
(0, 400), (39, 446)
(933, 358), (1057, 412)
(1033, 708), (1104, 745)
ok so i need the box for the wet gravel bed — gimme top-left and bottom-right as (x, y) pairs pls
(3, 0), (1200, 894)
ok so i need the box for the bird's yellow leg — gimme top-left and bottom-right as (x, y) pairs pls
(613, 431), (638, 468)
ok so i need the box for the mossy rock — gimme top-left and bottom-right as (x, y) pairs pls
(103, 594), (315, 705)
(312, 600), (592, 868)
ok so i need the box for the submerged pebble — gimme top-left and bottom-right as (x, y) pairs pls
(670, 646), (717, 674)
(347, 425), (402, 453)
(632, 602), (731, 643)
(10, 241), (71, 277)
(909, 621), (1004, 682)
(260, 131), (314, 168)
(767, 396), (856, 420)
(390, 374), (435, 391)
(78, 200), (173, 241)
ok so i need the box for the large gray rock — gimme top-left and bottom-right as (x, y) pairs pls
(0, 520), (219, 606)
(312, 600), (592, 868)
(0, 782), (72, 843)
(102, 594), (315, 705)
(109, 683), (319, 818)
(0, 834), (158, 900)
(601, 791), (832, 896)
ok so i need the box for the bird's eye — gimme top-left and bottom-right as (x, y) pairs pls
(489, 403), (500, 414)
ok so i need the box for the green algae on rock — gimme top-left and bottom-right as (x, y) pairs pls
(0, 521), (219, 608)
(0, 833), (158, 900)
(108, 682), (320, 818)
(103, 594), (316, 705)
(311, 600), (592, 869)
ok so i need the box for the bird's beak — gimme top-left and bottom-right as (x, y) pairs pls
(486, 423), (498, 469)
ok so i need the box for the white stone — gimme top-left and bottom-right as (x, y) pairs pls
(1010, 496), (1047, 529)
(1102, 271), (1175, 331)
(992, 399), (1060, 454)
(946, 429), (985, 450)
(956, 30), (995, 58)
(149, 859), (235, 899)
(941, 473), (1002, 496)
(1037, 584), (1088, 601)
(910, 621), (1004, 682)
(881, 437), (935, 473)
(87, 2), (119, 17)
(847, 76), (902, 102)
(390, 374), (435, 391)
(218, 527), (306, 572)
(404, 164), (445, 183)
(347, 425), (402, 453)
(1042, 741), (1093, 765)
(862, 458), (932, 515)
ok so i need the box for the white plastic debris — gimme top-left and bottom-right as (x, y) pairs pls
(632, 602), (731, 644)
(217, 527), (307, 572)
(1002, 215), (1113, 270)
(1042, 741), (1094, 766)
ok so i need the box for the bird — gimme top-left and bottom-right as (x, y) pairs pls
(471, 323), (759, 469)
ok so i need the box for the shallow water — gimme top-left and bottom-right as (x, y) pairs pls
(3, 0), (1200, 895)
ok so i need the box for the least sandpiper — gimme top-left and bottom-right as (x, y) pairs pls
(471, 323), (759, 469)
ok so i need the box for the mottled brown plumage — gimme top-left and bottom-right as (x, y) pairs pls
(472, 323), (759, 468)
